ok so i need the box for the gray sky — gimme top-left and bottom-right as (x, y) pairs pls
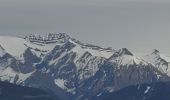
(0, 0), (170, 55)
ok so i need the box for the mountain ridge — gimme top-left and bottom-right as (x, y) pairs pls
(0, 33), (170, 100)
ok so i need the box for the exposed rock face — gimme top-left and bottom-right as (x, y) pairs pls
(0, 50), (20, 83)
(25, 42), (170, 100)
(19, 48), (41, 74)
(144, 49), (170, 76)
(0, 33), (170, 100)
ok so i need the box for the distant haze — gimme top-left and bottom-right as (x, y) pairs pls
(0, 0), (170, 55)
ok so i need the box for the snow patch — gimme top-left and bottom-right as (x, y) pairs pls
(0, 36), (63, 59)
(54, 79), (67, 90)
(144, 86), (151, 94)
(144, 51), (170, 76)
(110, 54), (146, 67)
(0, 36), (27, 58)
(70, 39), (114, 59)
(97, 92), (103, 97)
(0, 67), (35, 83)
(160, 54), (170, 62)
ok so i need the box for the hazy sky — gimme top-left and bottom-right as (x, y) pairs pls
(0, 0), (170, 55)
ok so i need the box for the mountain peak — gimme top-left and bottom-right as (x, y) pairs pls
(109, 48), (134, 60)
(0, 45), (6, 57)
(151, 49), (160, 55)
(25, 32), (70, 44)
(118, 48), (133, 56)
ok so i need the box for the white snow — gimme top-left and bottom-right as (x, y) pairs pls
(85, 48), (114, 58)
(144, 51), (170, 76)
(97, 92), (103, 97)
(0, 36), (27, 58)
(24, 41), (62, 57)
(0, 67), (17, 83)
(0, 36), (62, 59)
(0, 67), (34, 83)
(120, 55), (137, 65)
(110, 54), (146, 67)
(67, 88), (76, 94)
(54, 78), (76, 94)
(105, 86), (115, 92)
(160, 54), (170, 62)
(48, 39), (114, 78)
(15, 70), (35, 85)
(54, 79), (67, 90)
(144, 86), (151, 94)
(144, 53), (159, 67)
(70, 40), (114, 59)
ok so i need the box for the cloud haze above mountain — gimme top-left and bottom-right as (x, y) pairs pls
(0, 0), (170, 55)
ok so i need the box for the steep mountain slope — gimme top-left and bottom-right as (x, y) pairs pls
(25, 40), (169, 100)
(0, 33), (72, 84)
(70, 48), (169, 100)
(0, 36), (27, 58)
(0, 33), (170, 100)
(0, 36), (59, 59)
(144, 49), (170, 76)
(25, 39), (115, 100)
(0, 45), (37, 84)
(0, 46), (21, 83)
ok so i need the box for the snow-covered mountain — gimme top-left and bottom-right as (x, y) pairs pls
(144, 49), (170, 76)
(0, 33), (170, 100)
